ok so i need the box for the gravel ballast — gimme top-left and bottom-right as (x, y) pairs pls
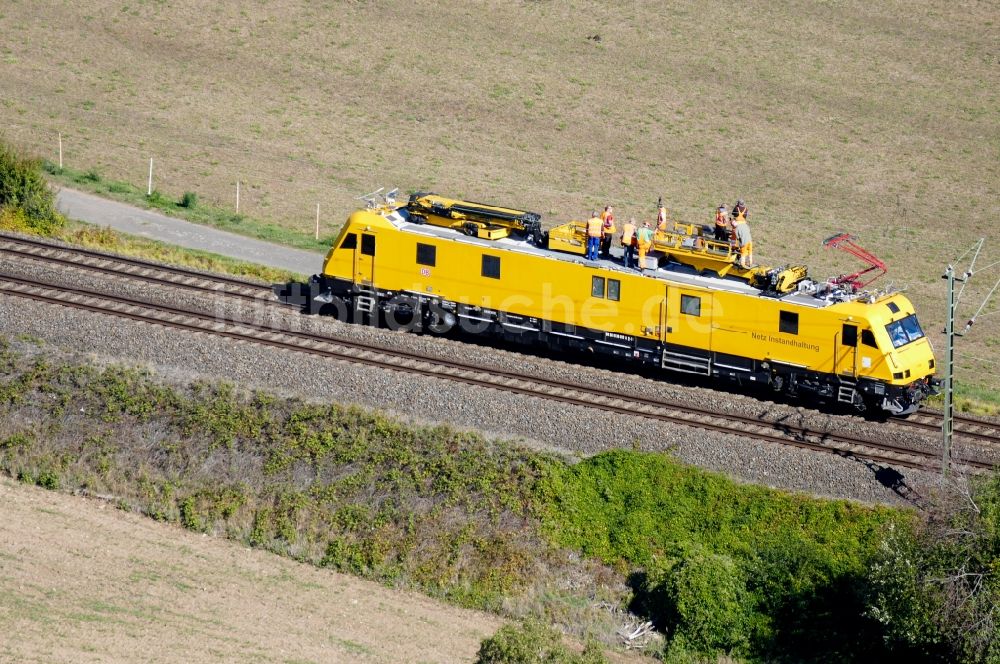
(0, 252), (949, 505)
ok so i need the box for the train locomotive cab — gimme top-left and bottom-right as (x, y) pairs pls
(844, 297), (936, 415)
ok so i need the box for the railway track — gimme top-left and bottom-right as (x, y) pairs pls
(0, 243), (994, 476)
(0, 232), (281, 305)
(890, 409), (1000, 450)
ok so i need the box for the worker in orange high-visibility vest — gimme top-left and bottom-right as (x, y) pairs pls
(585, 211), (603, 261)
(599, 205), (616, 259)
(620, 217), (637, 268)
(656, 198), (668, 233)
(714, 204), (730, 241)
(636, 221), (654, 272)
(732, 198), (749, 222)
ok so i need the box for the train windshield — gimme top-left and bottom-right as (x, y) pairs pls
(886, 314), (925, 349)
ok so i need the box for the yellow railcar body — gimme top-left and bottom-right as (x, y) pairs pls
(312, 203), (936, 414)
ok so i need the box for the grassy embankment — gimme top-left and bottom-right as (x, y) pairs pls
(0, 153), (303, 285)
(0, 339), (953, 662)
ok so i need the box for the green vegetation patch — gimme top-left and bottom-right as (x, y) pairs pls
(475, 619), (607, 664)
(55, 221), (302, 284)
(537, 449), (998, 663)
(0, 140), (300, 283)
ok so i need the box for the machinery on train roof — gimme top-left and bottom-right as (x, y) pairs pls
(546, 215), (812, 296)
(406, 192), (826, 298)
(364, 190), (891, 303)
(406, 193), (545, 245)
(823, 232), (888, 290)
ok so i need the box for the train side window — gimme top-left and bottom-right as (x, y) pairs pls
(681, 294), (701, 316)
(482, 254), (501, 279)
(779, 310), (798, 335)
(591, 276), (605, 297)
(416, 243), (436, 267)
(340, 233), (357, 250)
(842, 324), (858, 347)
(607, 279), (621, 302)
(861, 329), (877, 348)
(361, 234), (376, 256)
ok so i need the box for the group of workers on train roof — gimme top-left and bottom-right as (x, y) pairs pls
(584, 198), (755, 270)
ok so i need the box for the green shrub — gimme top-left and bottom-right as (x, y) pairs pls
(0, 139), (65, 235)
(83, 168), (101, 182)
(0, 431), (34, 453)
(179, 496), (204, 531)
(648, 547), (751, 657)
(179, 191), (198, 208)
(36, 470), (60, 490)
(475, 619), (607, 664)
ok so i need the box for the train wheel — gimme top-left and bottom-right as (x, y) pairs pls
(423, 304), (456, 335)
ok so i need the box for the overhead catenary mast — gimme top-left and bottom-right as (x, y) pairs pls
(941, 238), (1000, 476)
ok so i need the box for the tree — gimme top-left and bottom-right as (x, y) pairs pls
(867, 473), (1000, 663)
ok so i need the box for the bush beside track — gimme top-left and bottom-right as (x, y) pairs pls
(0, 140), (66, 236)
(1, 340), (996, 662)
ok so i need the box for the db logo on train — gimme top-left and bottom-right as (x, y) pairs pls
(420, 268), (431, 277)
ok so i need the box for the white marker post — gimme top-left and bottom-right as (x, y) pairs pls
(236, 180), (240, 214)
(147, 157), (153, 196)
(58, 132), (63, 169)
(315, 203), (320, 240)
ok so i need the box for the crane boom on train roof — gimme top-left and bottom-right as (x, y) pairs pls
(405, 192), (545, 244)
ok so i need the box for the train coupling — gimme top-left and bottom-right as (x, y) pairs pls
(273, 280), (315, 307)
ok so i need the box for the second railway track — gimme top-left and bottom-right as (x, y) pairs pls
(0, 231), (282, 305)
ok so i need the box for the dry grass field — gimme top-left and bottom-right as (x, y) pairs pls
(2, 0), (998, 391)
(0, 477), (503, 663)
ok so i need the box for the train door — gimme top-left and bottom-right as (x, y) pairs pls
(661, 286), (713, 375)
(354, 231), (376, 285)
(837, 322), (859, 375)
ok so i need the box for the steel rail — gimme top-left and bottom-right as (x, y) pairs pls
(889, 410), (1000, 449)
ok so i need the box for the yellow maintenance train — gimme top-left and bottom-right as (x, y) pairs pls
(281, 192), (937, 416)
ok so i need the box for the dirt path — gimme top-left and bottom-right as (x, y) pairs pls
(0, 478), (501, 663)
(54, 187), (325, 275)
